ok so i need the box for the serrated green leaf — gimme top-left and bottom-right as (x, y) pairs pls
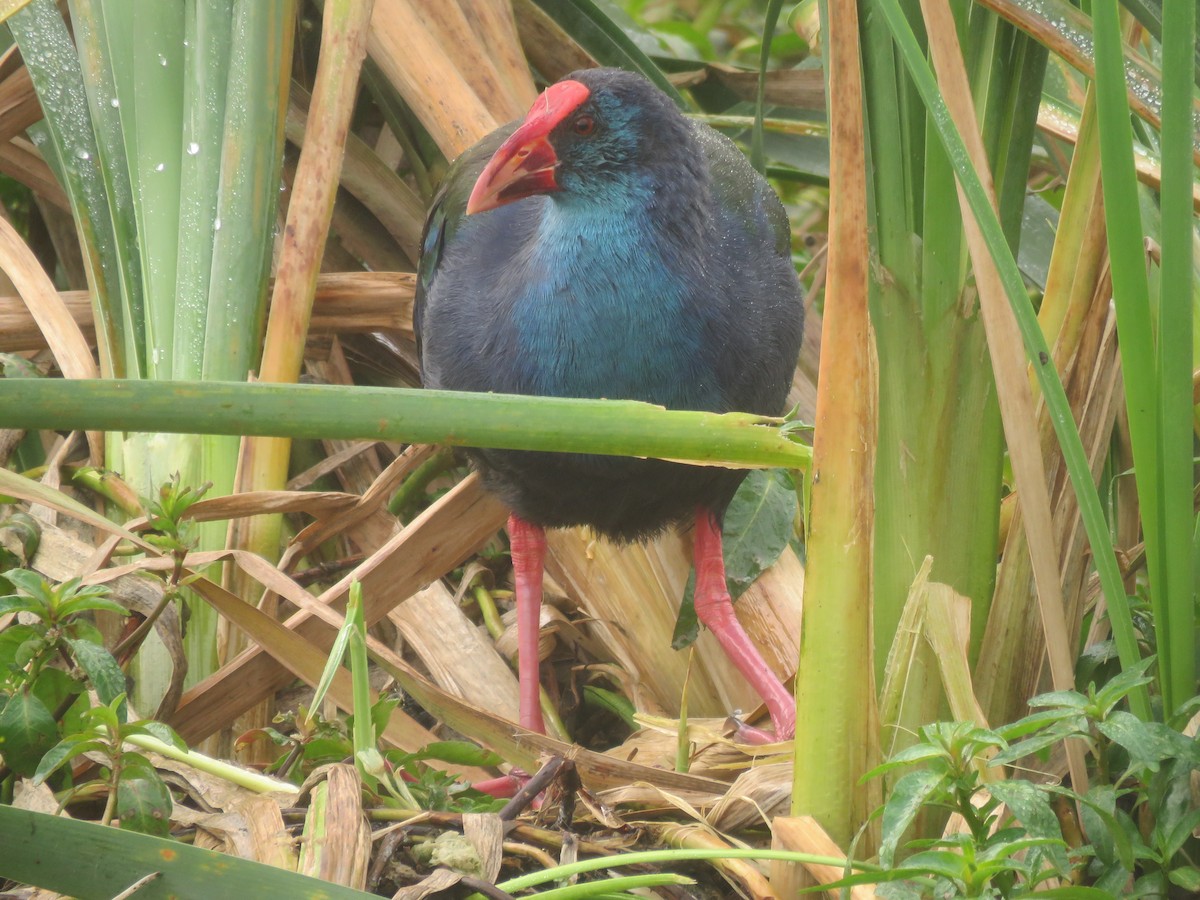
(64, 638), (127, 720)
(987, 779), (1068, 874)
(879, 768), (946, 867)
(1096, 711), (1197, 772)
(0, 688), (59, 776)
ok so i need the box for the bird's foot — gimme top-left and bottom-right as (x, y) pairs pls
(727, 715), (793, 746)
(472, 772), (526, 798)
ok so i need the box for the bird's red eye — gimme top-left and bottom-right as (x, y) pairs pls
(573, 115), (595, 136)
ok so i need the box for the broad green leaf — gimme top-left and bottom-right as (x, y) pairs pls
(0, 806), (382, 898)
(0, 594), (40, 617)
(721, 468), (797, 599)
(409, 741), (504, 769)
(56, 587), (127, 619)
(1096, 712), (1198, 772)
(116, 763), (173, 836)
(0, 688), (59, 776)
(3, 568), (54, 611)
(32, 734), (105, 784)
(0, 623), (43, 671)
(30, 667), (82, 719)
(1168, 866), (1200, 892)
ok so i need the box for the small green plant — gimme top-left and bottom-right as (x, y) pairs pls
(0, 569), (129, 781)
(105, 475), (208, 665)
(867, 662), (1200, 898)
(140, 474), (210, 582)
(33, 692), (185, 836)
(867, 721), (1070, 898)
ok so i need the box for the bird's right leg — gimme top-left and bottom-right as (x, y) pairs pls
(693, 507), (796, 741)
(508, 513), (547, 734)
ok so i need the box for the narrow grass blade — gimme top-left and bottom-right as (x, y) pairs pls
(874, 0), (1150, 722)
(1152, 0), (1196, 714)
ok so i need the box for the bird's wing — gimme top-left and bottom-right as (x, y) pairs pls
(692, 121), (792, 258)
(413, 126), (516, 365)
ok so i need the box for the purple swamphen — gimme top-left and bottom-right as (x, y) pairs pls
(415, 68), (804, 740)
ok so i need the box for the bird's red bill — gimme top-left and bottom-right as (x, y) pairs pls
(466, 80), (591, 215)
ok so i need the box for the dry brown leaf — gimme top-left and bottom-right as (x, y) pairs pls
(368, 0), (498, 155)
(771, 816), (876, 899)
(186, 490), (359, 522)
(170, 474), (506, 749)
(389, 581), (521, 726)
(0, 136), (69, 209)
(456, 0), (537, 110)
(286, 439), (382, 491)
(461, 813), (504, 884)
(298, 764), (371, 889)
(649, 821), (775, 900)
(286, 92), (424, 262)
(0, 209), (99, 458)
(0, 271), (414, 353)
(391, 867), (462, 900)
(0, 65), (41, 145)
(282, 442), (437, 568)
(706, 762), (792, 832)
(548, 529), (802, 730)
(512, 0), (596, 81)
(408, 1), (528, 122)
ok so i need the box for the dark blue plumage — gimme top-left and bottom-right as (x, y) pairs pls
(416, 68), (803, 542)
(415, 68), (803, 739)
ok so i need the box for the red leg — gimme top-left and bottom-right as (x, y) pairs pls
(693, 507), (796, 740)
(508, 514), (547, 734)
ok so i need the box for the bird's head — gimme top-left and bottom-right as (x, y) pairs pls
(466, 68), (685, 215)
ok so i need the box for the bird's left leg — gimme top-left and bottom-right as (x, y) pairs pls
(468, 516), (548, 798)
(508, 513), (548, 734)
(693, 507), (796, 741)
